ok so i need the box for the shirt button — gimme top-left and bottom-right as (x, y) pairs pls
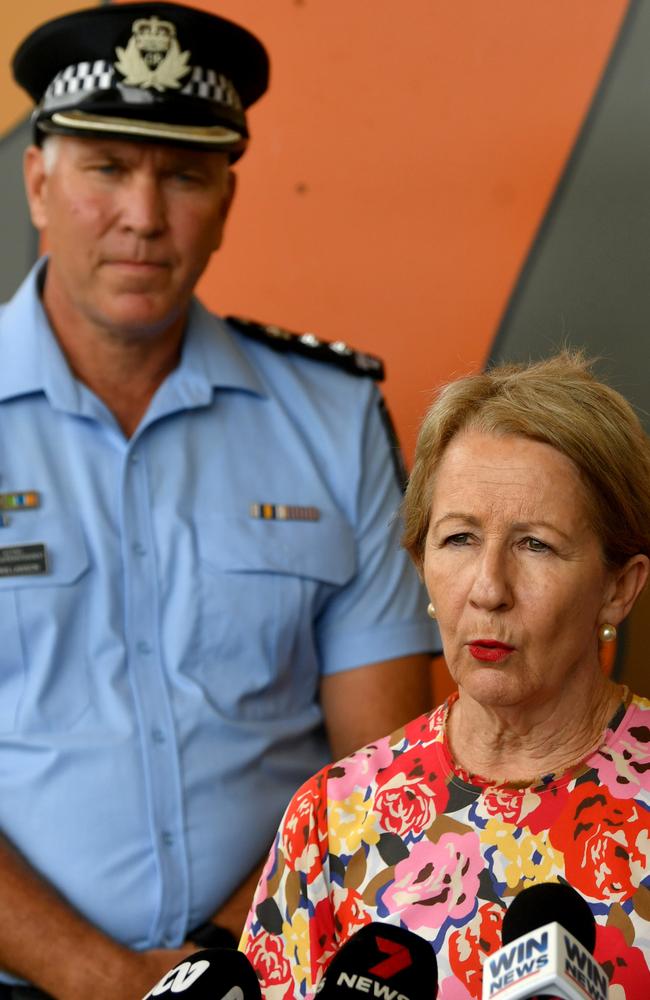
(162, 831), (174, 847)
(130, 453), (140, 464)
(152, 728), (166, 744)
(132, 542), (147, 557)
(136, 640), (152, 655)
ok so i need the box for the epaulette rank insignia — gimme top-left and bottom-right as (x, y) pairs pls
(226, 316), (385, 381)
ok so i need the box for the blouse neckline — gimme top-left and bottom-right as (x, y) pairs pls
(437, 687), (631, 795)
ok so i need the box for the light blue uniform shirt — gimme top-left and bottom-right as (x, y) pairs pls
(0, 262), (437, 961)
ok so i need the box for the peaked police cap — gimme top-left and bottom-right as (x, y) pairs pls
(11, 2), (269, 158)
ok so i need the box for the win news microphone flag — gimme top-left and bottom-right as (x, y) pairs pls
(481, 883), (609, 1000)
(316, 921), (438, 998)
(142, 948), (261, 999)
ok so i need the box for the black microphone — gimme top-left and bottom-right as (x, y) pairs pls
(142, 948), (261, 999)
(501, 882), (596, 955)
(482, 882), (608, 1000)
(315, 921), (438, 998)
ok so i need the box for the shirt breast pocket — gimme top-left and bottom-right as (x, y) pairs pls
(193, 512), (356, 720)
(0, 515), (91, 732)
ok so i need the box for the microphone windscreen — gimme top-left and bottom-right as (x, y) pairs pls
(143, 947), (261, 999)
(318, 922), (438, 998)
(501, 883), (596, 954)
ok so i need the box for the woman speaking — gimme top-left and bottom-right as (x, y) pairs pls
(241, 353), (650, 999)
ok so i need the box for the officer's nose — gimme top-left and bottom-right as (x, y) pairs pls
(119, 173), (166, 238)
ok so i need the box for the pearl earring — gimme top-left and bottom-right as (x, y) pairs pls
(598, 623), (617, 643)
(427, 603), (437, 620)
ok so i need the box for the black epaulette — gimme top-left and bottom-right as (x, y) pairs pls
(226, 316), (385, 381)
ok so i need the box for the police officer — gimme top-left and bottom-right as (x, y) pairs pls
(0, 3), (437, 996)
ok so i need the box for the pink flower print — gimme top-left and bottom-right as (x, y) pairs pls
(328, 737), (394, 800)
(594, 707), (650, 800)
(382, 832), (484, 931)
(437, 976), (474, 1000)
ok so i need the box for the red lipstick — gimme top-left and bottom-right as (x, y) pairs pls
(468, 640), (514, 663)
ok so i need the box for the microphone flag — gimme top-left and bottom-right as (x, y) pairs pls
(142, 948), (261, 999)
(481, 921), (609, 1000)
(315, 921), (438, 999)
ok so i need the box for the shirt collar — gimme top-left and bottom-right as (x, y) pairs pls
(0, 258), (267, 412)
(0, 258), (68, 404)
(174, 298), (267, 399)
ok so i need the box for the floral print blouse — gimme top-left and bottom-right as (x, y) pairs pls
(242, 690), (650, 999)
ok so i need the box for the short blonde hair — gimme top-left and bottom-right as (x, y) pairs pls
(402, 351), (650, 570)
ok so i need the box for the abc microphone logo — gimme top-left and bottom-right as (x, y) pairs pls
(143, 955), (244, 1000)
(145, 957), (211, 996)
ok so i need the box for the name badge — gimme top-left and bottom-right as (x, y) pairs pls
(0, 543), (48, 577)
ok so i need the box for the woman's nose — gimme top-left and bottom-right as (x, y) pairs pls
(468, 544), (513, 612)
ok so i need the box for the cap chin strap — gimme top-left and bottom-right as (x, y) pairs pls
(47, 110), (244, 147)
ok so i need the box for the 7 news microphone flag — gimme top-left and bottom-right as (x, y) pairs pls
(316, 921), (438, 998)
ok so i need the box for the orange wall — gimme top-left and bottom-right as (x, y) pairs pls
(142, 0), (628, 463)
(10, 1), (628, 461)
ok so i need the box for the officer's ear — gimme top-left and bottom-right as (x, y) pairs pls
(224, 168), (237, 217)
(211, 167), (237, 251)
(24, 143), (50, 232)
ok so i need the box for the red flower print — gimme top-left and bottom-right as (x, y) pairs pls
(311, 897), (337, 977)
(551, 786), (650, 902)
(333, 887), (372, 940)
(281, 774), (324, 880)
(375, 746), (449, 837)
(594, 924), (650, 995)
(448, 902), (503, 994)
(246, 929), (293, 1000)
(476, 782), (570, 835)
(403, 707), (444, 747)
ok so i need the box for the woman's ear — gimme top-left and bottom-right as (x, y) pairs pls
(600, 554), (650, 627)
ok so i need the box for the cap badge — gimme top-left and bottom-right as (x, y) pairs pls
(114, 16), (191, 92)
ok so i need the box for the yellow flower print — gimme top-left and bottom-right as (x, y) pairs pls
(481, 818), (564, 888)
(282, 910), (311, 980)
(328, 791), (381, 855)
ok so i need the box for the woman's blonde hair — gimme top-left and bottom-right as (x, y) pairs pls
(402, 351), (650, 570)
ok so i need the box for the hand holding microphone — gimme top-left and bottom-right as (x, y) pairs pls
(481, 882), (609, 1000)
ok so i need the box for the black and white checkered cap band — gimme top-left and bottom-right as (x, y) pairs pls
(183, 67), (242, 110)
(42, 61), (242, 112)
(44, 61), (114, 104)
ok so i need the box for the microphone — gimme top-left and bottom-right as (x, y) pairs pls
(315, 921), (438, 998)
(481, 883), (609, 1000)
(142, 948), (261, 999)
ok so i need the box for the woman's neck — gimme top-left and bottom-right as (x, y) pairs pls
(446, 674), (623, 786)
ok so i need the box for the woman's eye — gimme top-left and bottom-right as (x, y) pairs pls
(445, 533), (471, 546)
(523, 536), (549, 552)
